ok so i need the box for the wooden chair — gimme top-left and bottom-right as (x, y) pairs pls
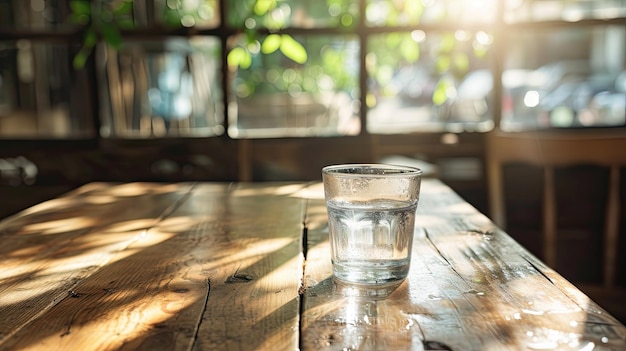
(486, 129), (626, 304)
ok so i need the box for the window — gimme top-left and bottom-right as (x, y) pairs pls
(366, 30), (494, 134)
(0, 39), (96, 138)
(99, 37), (224, 137)
(1, 0), (625, 140)
(229, 33), (360, 138)
(501, 25), (626, 131)
(504, 0), (626, 23)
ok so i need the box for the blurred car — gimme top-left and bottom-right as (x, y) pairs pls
(529, 60), (591, 91)
(448, 60), (602, 129)
(586, 70), (626, 126)
(538, 72), (615, 127)
(448, 68), (535, 123)
(389, 65), (438, 105)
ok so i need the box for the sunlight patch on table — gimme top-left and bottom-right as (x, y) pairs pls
(204, 237), (296, 272)
(19, 216), (96, 235)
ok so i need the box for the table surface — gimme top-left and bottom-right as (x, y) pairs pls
(0, 180), (624, 351)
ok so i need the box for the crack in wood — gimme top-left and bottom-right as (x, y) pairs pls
(190, 278), (211, 350)
(298, 196), (311, 351)
(521, 255), (555, 285)
(423, 229), (465, 282)
(224, 267), (254, 284)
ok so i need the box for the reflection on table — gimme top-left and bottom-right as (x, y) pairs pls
(0, 180), (624, 350)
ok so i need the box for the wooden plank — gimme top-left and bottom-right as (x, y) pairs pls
(0, 182), (306, 351)
(192, 183), (307, 351)
(0, 182), (194, 346)
(2, 180), (624, 350)
(301, 179), (626, 350)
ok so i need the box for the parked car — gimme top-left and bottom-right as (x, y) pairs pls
(448, 68), (535, 123)
(448, 60), (602, 129)
(390, 65), (439, 106)
(586, 71), (626, 126)
(538, 72), (615, 127)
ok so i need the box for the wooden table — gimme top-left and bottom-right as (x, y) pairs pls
(1, 180), (624, 350)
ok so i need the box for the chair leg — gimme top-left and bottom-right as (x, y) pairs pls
(604, 165), (620, 289)
(543, 166), (557, 268)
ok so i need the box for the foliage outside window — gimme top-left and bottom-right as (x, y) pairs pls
(0, 0), (625, 139)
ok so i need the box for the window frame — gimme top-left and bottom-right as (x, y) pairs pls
(0, 0), (625, 187)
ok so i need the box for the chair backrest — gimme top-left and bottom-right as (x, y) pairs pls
(486, 129), (626, 289)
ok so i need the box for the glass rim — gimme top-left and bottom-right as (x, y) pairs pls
(322, 163), (422, 177)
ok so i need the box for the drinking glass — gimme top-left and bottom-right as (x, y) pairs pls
(322, 164), (422, 285)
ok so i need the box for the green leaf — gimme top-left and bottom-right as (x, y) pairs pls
(69, 13), (90, 25)
(385, 32), (402, 48)
(279, 35), (307, 64)
(101, 23), (122, 48)
(228, 47), (252, 69)
(261, 34), (281, 54)
(254, 0), (276, 16)
(473, 45), (488, 58)
(440, 33), (456, 53)
(84, 27), (97, 47)
(70, 0), (91, 16)
(432, 80), (449, 106)
(435, 55), (451, 73)
(400, 37), (420, 63)
(453, 52), (469, 73)
(115, 18), (135, 30)
(340, 14), (354, 27)
(163, 9), (183, 27)
(73, 51), (88, 69)
(73, 42), (93, 69)
(405, 0), (424, 23)
(113, 0), (133, 16)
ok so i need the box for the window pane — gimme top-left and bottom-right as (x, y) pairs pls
(0, 0), (73, 30)
(132, 0), (219, 28)
(226, 0), (358, 29)
(501, 26), (626, 131)
(367, 31), (494, 133)
(228, 34), (360, 138)
(505, 0), (626, 23)
(0, 40), (95, 138)
(366, 0), (498, 26)
(98, 37), (223, 138)
(0, 1), (220, 31)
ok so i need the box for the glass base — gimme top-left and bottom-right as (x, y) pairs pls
(332, 260), (409, 286)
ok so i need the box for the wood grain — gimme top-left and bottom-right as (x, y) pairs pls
(0, 182), (307, 351)
(301, 179), (626, 351)
(191, 183), (306, 351)
(0, 183), (194, 347)
(0, 180), (624, 351)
